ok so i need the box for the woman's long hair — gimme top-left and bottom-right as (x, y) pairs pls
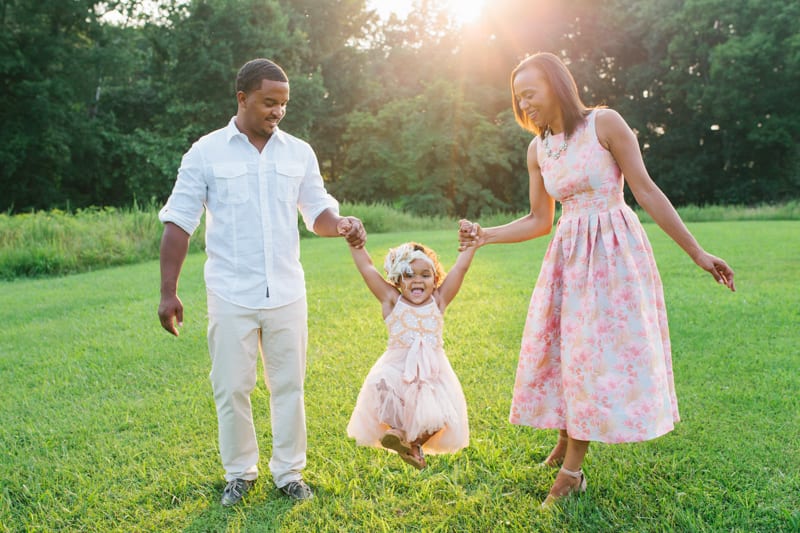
(510, 52), (591, 137)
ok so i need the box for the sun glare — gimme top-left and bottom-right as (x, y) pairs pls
(371, 0), (487, 26)
(442, 0), (486, 25)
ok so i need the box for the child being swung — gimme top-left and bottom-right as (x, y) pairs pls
(339, 221), (475, 469)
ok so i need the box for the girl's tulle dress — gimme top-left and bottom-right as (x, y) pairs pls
(347, 296), (469, 453)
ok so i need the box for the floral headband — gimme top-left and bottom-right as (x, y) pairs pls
(383, 243), (435, 285)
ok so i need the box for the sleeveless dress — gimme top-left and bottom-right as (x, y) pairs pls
(509, 110), (680, 443)
(347, 296), (469, 453)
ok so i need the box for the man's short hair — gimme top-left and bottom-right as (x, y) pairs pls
(236, 59), (288, 93)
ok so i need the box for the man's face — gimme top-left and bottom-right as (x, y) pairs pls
(236, 78), (290, 143)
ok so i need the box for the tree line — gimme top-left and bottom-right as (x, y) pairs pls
(1, 0), (798, 216)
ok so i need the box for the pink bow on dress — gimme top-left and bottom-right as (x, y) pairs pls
(403, 335), (440, 384)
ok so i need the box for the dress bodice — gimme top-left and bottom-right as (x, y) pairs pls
(385, 297), (443, 351)
(537, 110), (626, 218)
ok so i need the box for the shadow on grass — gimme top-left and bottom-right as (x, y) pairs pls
(183, 478), (303, 532)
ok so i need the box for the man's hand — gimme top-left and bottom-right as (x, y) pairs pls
(338, 216), (366, 249)
(158, 294), (184, 336)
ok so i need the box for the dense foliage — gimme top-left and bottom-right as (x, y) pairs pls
(2, 201), (797, 280)
(1, 0), (798, 215)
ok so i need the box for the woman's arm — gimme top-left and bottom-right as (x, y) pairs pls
(460, 138), (555, 249)
(597, 109), (735, 290)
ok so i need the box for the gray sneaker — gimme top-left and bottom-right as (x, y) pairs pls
(279, 479), (314, 501)
(220, 478), (254, 506)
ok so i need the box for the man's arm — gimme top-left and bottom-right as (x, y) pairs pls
(313, 208), (366, 248)
(158, 222), (191, 336)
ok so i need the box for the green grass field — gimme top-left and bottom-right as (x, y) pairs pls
(1, 221), (798, 532)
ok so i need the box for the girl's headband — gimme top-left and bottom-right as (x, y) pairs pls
(384, 244), (435, 284)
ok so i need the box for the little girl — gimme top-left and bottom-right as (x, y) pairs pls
(339, 224), (475, 469)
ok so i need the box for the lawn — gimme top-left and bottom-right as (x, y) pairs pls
(1, 221), (798, 532)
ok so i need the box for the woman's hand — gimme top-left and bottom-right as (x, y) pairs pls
(458, 219), (484, 251)
(694, 251), (736, 291)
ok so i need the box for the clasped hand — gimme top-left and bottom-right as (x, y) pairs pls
(337, 216), (367, 249)
(458, 219), (483, 251)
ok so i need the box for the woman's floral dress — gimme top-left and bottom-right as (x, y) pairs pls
(509, 110), (680, 443)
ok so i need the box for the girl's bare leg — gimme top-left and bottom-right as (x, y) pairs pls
(410, 431), (437, 465)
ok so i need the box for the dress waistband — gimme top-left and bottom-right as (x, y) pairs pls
(560, 194), (626, 218)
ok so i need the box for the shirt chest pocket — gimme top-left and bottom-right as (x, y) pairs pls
(213, 162), (249, 205)
(276, 162), (304, 203)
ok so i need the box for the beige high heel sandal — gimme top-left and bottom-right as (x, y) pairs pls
(541, 466), (587, 508)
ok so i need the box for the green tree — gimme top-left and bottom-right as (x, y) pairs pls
(596, 0), (800, 205)
(336, 80), (522, 217)
(2, 0), (797, 214)
(107, 0), (324, 204)
(701, 0), (800, 202)
(0, 0), (108, 210)
(277, 0), (376, 182)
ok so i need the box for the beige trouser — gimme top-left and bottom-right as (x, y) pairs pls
(207, 291), (308, 488)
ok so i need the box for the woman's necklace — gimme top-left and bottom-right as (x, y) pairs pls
(543, 129), (568, 160)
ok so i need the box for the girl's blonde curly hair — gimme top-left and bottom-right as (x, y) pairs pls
(383, 242), (446, 289)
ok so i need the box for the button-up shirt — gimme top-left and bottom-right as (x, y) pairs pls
(159, 117), (339, 309)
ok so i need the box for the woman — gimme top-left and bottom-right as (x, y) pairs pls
(458, 52), (735, 507)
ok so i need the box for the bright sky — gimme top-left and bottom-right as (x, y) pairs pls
(369, 0), (487, 25)
(99, 1), (488, 27)
(369, 0), (413, 20)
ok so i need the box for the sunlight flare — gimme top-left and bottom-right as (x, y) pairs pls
(371, 0), (487, 25)
(441, 0), (486, 24)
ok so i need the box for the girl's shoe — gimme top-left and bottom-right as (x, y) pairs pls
(381, 429), (427, 470)
(380, 429), (412, 455)
(399, 444), (426, 470)
(541, 467), (587, 508)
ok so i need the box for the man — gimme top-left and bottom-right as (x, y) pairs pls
(157, 58), (366, 505)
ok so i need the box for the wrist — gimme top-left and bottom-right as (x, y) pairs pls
(480, 227), (493, 246)
(686, 245), (704, 263)
(160, 282), (178, 297)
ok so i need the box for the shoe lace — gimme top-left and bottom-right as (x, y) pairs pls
(285, 481), (311, 497)
(225, 479), (247, 498)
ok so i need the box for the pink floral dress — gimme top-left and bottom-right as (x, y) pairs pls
(509, 109), (680, 443)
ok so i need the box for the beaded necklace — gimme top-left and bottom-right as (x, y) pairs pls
(543, 129), (568, 159)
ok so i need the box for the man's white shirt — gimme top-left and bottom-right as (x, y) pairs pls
(160, 117), (339, 309)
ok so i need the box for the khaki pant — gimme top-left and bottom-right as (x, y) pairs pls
(207, 291), (308, 488)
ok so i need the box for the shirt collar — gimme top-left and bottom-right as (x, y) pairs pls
(225, 116), (287, 145)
